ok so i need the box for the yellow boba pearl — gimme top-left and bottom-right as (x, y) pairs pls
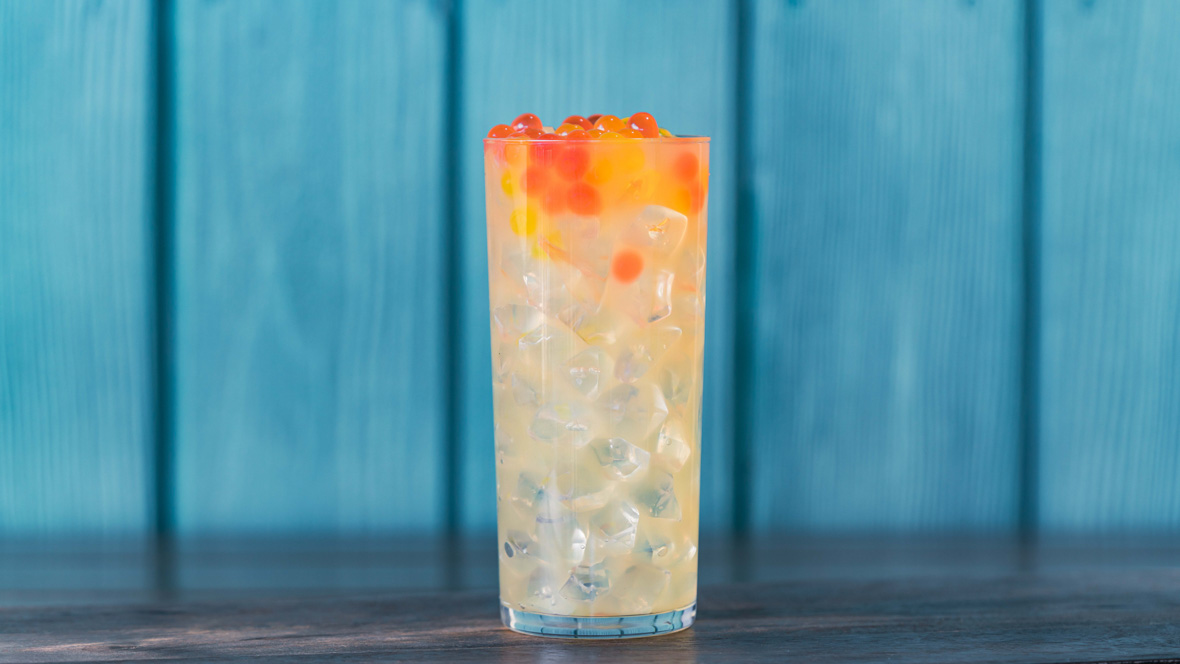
(616, 144), (645, 173)
(623, 171), (658, 203)
(509, 207), (537, 236)
(586, 156), (614, 185)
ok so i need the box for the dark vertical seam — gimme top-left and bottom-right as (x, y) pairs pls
(442, 0), (464, 544)
(151, 0), (176, 594)
(1019, 0), (1042, 538)
(732, 0), (756, 538)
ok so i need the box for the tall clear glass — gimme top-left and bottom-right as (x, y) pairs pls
(484, 134), (709, 638)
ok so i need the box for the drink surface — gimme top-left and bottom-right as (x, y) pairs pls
(485, 113), (708, 617)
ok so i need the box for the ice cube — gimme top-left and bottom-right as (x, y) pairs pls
(675, 246), (706, 292)
(526, 566), (559, 607)
(492, 304), (543, 341)
(635, 472), (682, 520)
(535, 512), (587, 567)
(503, 530), (535, 559)
(652, 326), (683, 357)
(518, 318), (587, 371)
(560, 562), (611, 602)
(553, 214), (611, 281)
(621, 269), (675, 326)
(494, 425), (513, 466)
(524, 268), (574, 316)
(566, 347), (608, 398)
(655, 420), (692, 472)
(599, 384), (669, 441)
(588, 500), (640, 557)
(554, 470), (614, 512)
(614, 345), (653, 383)
(639, 533), (676, 568)
(589, 437), (651, 480)
(604, 564), (671, 614)
(492, 346), (514, 384)
(658, 351), (695, 407)
(628, 206), (687, 257)
(570, 304), (636, 347)
(500, 250), (538, 297)
(500, 530), (540, 582)
(511, 374), (538, 406)
(510, 471), (548, 515)
(530, 402), (593, 446)
(672, 290), (701, 325)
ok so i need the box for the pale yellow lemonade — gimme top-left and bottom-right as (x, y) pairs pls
(485, 113), (708, 619)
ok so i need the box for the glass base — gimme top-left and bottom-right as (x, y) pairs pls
(500, 601), (696, 639)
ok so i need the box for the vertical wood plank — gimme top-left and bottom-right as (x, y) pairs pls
(747, 0), (1024, 530)
(1040, 0), (1180, 530)
(174, 0), (447, 532)
(0, 0), (152, 534)
(458, 0), (738, 532)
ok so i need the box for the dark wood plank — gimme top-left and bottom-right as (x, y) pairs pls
(458, 0), (738, 532)
(3, 563), (1180, 662)
(172, 0), (447, 531)
(10, 535), (1180, 606)
(1039, 0), (1180, 529)
(0, 0), (152, 534)
(746, 0), (1024, 529)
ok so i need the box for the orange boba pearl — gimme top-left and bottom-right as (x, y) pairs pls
(617, 128), (644, 139)
(487, 124), (513, 138)
(529, 135), (562, 166)
(673, 151), (699, 181)
(512, 127), (543, 139)
(594, 114), (626, 133)
(611, 248), (644, 283)
(555, 123), (584, 135)
(555, 145), (591, 180)
(587, 114), (604, 125)
(542, 186), (568, 215)
(563, 115), (593, 130)
(667, 185), (694, 215)
(628, 112), (660, 138)
(567, 182), (602, 215)
(585, 156), (614, 185)
(563, 129), (590, 140)
(690, 183), (705, 213)
(511, 113), (542, 132)
(522, 166), (548, 197)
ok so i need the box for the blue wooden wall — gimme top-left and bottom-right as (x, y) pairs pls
(2, 0), (1178, 537)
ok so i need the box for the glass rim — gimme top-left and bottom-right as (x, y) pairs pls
(484, 135), (710, 144)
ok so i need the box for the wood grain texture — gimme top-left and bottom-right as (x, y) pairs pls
(9, 534), (1180, 607)
(0, 0), (152, 534)
(747, 1), (1024, 529)
(459, 0), (738, 532)
(1039, 0), (1180, 530)
(5, 549), (1180, 662)
(173, 0), (447, 532)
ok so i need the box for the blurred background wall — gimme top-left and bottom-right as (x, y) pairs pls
(2, 0), (1178, 538)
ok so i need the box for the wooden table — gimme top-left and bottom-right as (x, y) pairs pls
(3, 536), (1179, 663)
